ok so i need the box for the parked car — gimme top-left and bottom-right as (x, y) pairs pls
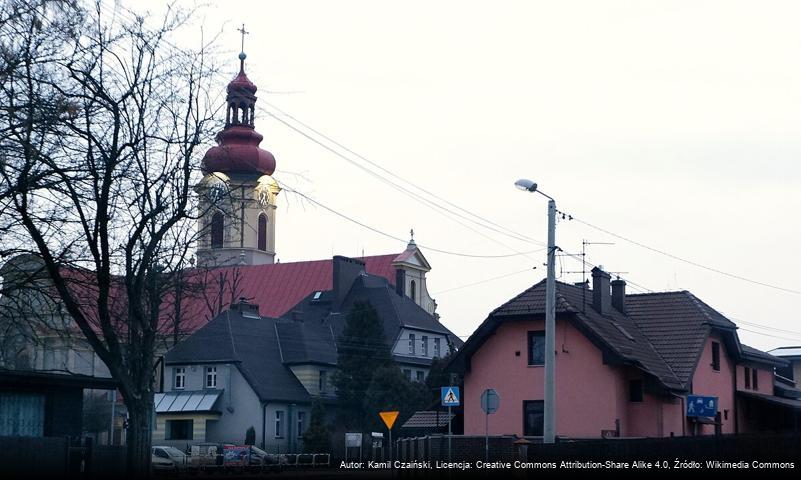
(188, 442), (232, 468)
(151, 453), (177, 474)
(152, 446), (188, 471)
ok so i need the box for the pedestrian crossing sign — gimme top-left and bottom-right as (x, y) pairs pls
(441, 386), (460, 407)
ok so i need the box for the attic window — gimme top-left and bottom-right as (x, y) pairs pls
(612, 322), (635, 341)
(241, 310), (260, 319)
(313, 291), (322, 301)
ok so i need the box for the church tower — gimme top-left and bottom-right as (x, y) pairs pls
(196, 41), (280, 267)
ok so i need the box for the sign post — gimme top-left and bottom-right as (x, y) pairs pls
(379, 411), (399, 470)
(480, 389), (499, 463)
(441, 385), (460, 464)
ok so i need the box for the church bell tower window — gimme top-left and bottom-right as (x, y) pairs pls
(211, 212), (224, 249)
(258, 213), (267, 251)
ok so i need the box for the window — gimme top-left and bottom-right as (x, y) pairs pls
(257, 214), (267, 251)
(711, 342), (720, 371)
(528, 331), (545, 366)
(274, 411), (284, 438)
(205, 366), (217, 388)
(629, 379), (644, 402)
(211, 212), (224, 248)
(422, 336), (428, 357)
(410, 280), (416, 302)
(752, 369), (758, 390)
(318, 370), (327, 393)
(297, 411), (305, 438)
(744, 367), (751, 389)
(523, 401), (544, 437)
(166, 420), (193, 440)
(408, 334), (416, 355)
(403, 369), (412, 380)
(434, 338), (441, 358)
(416, 371), (424, 382)
(174, 367), (186, 390)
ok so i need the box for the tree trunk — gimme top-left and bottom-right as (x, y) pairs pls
(125, 394), (154, 478)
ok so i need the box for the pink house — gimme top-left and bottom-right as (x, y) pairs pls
(449, 267), (801, 439)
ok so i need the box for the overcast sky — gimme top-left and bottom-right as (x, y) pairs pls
(133, 0), (800, 350)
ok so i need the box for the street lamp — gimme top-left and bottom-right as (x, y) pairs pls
(515, 178), (556, 444)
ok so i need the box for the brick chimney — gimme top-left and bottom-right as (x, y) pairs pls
(591, 267), (611, 315)
(611, 279), (626, 314)
(232, 297), (260, 317)
(395, 268), (406, 297)
(333, 255), (365, 310)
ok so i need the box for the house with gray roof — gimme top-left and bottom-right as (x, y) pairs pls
(154, 255), (461, 451)
(449, 267), (800, 438)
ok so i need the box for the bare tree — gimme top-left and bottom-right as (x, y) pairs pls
(0, 0), (221, 475)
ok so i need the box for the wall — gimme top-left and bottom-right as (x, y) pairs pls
(688, 333), (735, 435)
(392, 328), (448, 361)
(205, 366), (263, 445)
(262, 402), (310, 453)
(463, 318), (635, 438)
(289, 365), (335, 396)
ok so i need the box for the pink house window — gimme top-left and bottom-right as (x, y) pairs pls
(527, 331), (545, 366)
(257, 213), (267, 251)
(523, 401), (544, 436)
(752, 369), (758, 390)
(744, 367), (751, 389)
(711, 341), (721, 371)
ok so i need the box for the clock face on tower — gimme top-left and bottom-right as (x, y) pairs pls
(207, 180), (228, 203)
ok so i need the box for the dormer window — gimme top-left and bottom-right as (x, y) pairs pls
(409, 334), (416, 355)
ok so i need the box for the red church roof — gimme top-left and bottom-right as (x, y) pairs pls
(177, 253), (399, 332)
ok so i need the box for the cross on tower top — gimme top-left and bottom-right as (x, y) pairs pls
(237, 24), (249, 54)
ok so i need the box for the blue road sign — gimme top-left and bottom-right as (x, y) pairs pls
(441, 387), (460, 407)
(686, 394), (718, 417)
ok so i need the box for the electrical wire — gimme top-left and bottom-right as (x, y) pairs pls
(567, 215), (801, 296)
(276, 181), (544, 259)
(432, 268), (537, 295)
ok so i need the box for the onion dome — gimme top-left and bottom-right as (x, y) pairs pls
(201, 52), (276, 176)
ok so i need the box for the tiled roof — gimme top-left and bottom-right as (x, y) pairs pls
(452, 280), (751, 392)
(176, 254), (399, 331)
(278, 274), (463, 366)
(165, 309), (312, 403)
(740, 344), (788, 367)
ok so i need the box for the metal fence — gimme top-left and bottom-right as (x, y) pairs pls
(0, 435), (126, 478)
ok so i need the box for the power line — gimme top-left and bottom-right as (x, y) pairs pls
(567, 215), (801, 296)
(738, 327), (801, 343)
(276, 181), (544, 259)
(263, 109), (542, 262)
(433, 268), (536, 295)
(263, 101), (544, 246)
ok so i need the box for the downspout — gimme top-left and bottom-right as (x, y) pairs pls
(733, 362), (739, 434)
(261, 402), (266, 449)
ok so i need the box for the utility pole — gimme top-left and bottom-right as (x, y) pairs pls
(544, 198), (556, 444)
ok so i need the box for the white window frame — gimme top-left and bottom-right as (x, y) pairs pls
(275, 410), (284, 438)
(297, 411), (305, 438)
(174, 367), (186, 389)
(205, 366), (217, 388)
(421, 336), (428, 357)
(434, 338), (441, 358)
(409, 334), (416, 355)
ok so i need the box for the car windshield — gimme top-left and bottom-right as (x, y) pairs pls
(160, 447), (186, 457)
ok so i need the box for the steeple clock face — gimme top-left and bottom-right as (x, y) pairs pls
(207, 180), (228, 203)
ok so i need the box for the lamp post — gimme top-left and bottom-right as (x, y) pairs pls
(514, 179), (556, 444)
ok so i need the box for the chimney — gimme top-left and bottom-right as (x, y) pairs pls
(573, 280), (589, 289)
(395, 268), (406, 297)
(232, 297), (260, 317)
(333, 255), (365, 310)
(591, 267), (611, 315)
(611, 279), (626, 314)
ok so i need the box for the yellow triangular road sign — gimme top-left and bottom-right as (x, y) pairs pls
(379, 410), (399, 429)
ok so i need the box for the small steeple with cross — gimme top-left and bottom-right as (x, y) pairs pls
(237, 24), (250, 69)
(408, 228), (416, 247)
